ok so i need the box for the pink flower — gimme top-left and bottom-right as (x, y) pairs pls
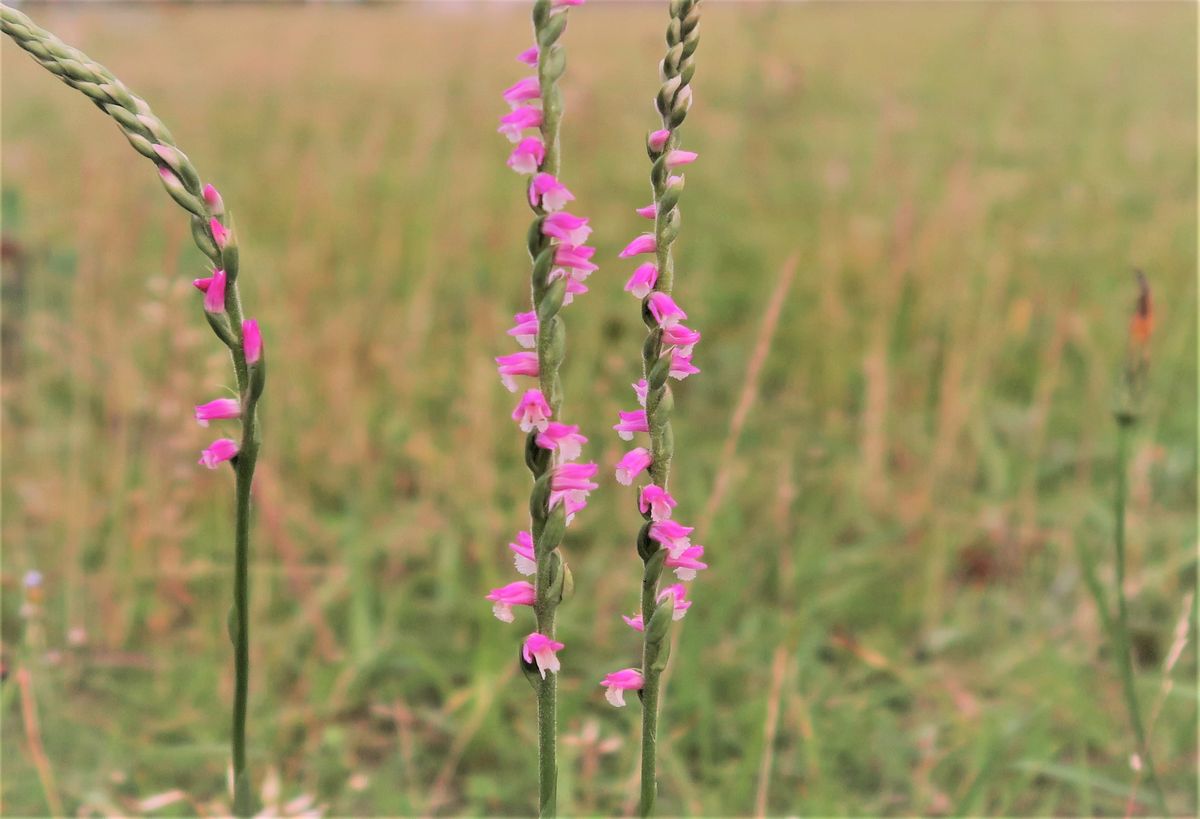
(510, 531), (537, 576)
(647, 291), (687, 327)
(495, 351), (539, 392)
(622, 613), (644, 631)
(542, 211), (592, 246)
(649, 520), (693, 557)
(648, 129), (671, 152)
(618, 234), (656, 259)
(194, 397), (240, 427)
(203, 269), (227, 314)
(562, 493), (587, 525)
(624, 263), (658, 298)
(529, 173), (575, 212)
(553, 244), (597, 278)
(486, 580), (536, 623)
(512, 389), (552, 432)
(665, 150), (698, 168)
(560, 277), (588, 307)
(669, 350), (700, 380)
(522, 632), (564, 678)
(636, 203), (657, 219)
(517, 45), (539, 66)
(639, 485), (677, 521)
(202, 183), (225, 215)
(658, 584), (692, 620)
(615, 448), (652, 485)
(198, 438), (238, 469)
(549, 462), (598, 517)
(192, 277), (212, 292)
(551, 0), (586, 6)
(507, 137), (545, 175)
(632, 379), (649, 407)
(661, 323), (701, 355)
(498, 106), (543, 142)
(503, 76), (541, 107)
(600, 668), (643, 707)
(665, 545), (708, 581)
(536, 422), (588, 462)
(613, 409), (649, 441)
(209, 218), (230, 250)
(507, 311), (539, 348)
(242, 319), (262, 364)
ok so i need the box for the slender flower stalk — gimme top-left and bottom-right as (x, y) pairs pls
(1, 7), (266, 815)
(490, 2), (593, 815)
(1106, 272), (1169, 814)
(600, 2), (703, 816)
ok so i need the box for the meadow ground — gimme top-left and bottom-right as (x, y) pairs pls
(1, 3), (1197, 816)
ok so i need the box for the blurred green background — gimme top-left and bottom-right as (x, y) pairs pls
(2, 3), (1197, 816)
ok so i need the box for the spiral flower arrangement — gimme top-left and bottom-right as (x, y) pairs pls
(490, 1), (594, 815)
(1, 5), (266, 815)
(601, 1), (704, 815)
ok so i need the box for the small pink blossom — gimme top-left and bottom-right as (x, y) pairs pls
(495, 351), (539, 392)
(198, 438), (238, 469)
(600, 668), (643, 707)
(507, 311), (539, 348)
(633, 379), (649, 407)
(658, 583), (692, 620)
(542, 211), (592, 246)
(669, 350), (700, 380)
(624, 263), (658, 298)
(661, 323), (701, 355)
(639, 485), (677, 521)
(554, 244), (598, 278)
(636, 204), (657, 219)
(562, 493), (587, 525)
(665, 545), (708, 581)
(549, 462), (598, 517)
(528, 173), (575, 212)
(512, 389), (552, 432)
(503, 76), (541, 107)
(194, 398), (240, 427)
(486, 581), (536, 623)
(517, 45), (539, 66)
(647, 291), (687, 327)
(615, 448), (652, 485)
(665, 150), (698, 168)
(613, 409), (649, 441)
(522, 632), (564, 678)
(203, 269), (227, 314)
(560, 278), (588, 307)
(507, 137), (545, 175)
(498, 106), (544, 142)
(192, 277), (213, 292)
(202, 183), (225, 215)
(242, 319), (262, 364)
(648, 129), (671, 152)
(618, 234), (656, 259)
(209, 218), (230, 250)
(622, 613), (644, 631)
(536, 422), (588, 462)
(509, 531), (537, 576)
(649, 519), (693, 557)
(551, 0), (586, 6)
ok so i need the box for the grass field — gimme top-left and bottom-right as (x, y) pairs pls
(2, 3), (1197, 816)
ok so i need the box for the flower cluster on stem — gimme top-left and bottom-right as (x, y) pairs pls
(489, 1), (591, 816)
(600, 2), (703, 816)
(0, 7), (265, 815)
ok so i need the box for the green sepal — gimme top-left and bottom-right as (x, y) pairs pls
(546, 551), (565, 602)
(645, 600), (673, 646)
(124, 129), (159, 161)
(651, 155), (668, 189)
(642, 540), (667, 581)
(651, 637), (672, 674)
(559, 560), (574, 602)
(669, 0), (687, 18)
(537, 11), (568, 48)
(60, 57), (92, 83)
(659, 177), (684, 214)
(637, 521), (657, 561)
(219, 214), (240, 281)
(681, 5), (702, 36)
(642, 329), (663, 365)
(531, 245), (555, 297)
(205, 309), (238, 348)
(191, 215), (221, 262)
(532, 0), (551, 28)
(525, 429), (552, 476)
(527, 215), (547, 259)
(656, 76), (682, 118)
(104, 103), (145, 136)
(647, 382), (672, 418)
(669, 88), (693, 128)
(520, 643), (542, 691)
(247, 359), (266, 405)
(158, 169), (206, 217)
(100, 81), (137, 111)
(537, 277), (566, 326)
(679, 61), (696, 88)
(539, 315), (565, 373)
(648, 355), (672, 391)
(666, 17), (682, 47)
(537, 504), (566, 558)
(682, 27), (700, 58)
(657, 207), (681, 247)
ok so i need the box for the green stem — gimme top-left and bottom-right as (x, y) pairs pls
(536, 645), (558, 817)
(639, 570), (662, 818)
(1112, 419), (1168, 816)
(231, 410), (258, 818)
